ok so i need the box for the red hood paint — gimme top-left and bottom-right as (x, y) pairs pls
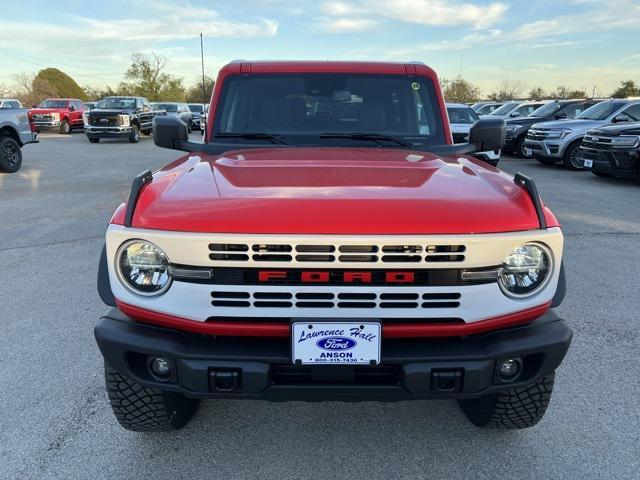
(113, 147), (557, 235)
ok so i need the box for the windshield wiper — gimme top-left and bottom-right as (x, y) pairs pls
(214, 132), (288, 145)
(319, 132), (413, 147)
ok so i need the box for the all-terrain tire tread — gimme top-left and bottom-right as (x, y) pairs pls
(104, 363), (199, 432)
(459, 373), (555, 429)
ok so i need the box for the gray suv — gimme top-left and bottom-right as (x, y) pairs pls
(524, 99), (640, 169)
(153, 102), (193, 133)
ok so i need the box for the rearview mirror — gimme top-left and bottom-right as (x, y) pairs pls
(153, 115), (193, 151)
(468, 118), (505, 152)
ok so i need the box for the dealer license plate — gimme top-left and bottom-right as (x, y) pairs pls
(523, 147), (532, 156)
(291, 322), (381, 365)
(583, 158), (593, 168)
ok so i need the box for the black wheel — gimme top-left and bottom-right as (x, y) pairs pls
(458, 373), (555, 429)
(104, 363), (200, 432)
(562, 141), (585, 170)
(591, 169), (611, 178)
(88, 137), (100, 143)
(0, 136), (22, 173)
(60, 119), (71, 135)
(129, 124), (140, 143)
(141, 129), (152, 136)
(515, 137), (529, 158)
(536, 157), (556, 166)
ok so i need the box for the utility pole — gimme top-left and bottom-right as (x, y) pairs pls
(200, 33), (206, 106)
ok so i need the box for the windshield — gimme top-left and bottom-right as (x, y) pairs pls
(529, 102), (562, 118)
(96, 97), (136, 109)
(447, 106), (479, 124)
(189, 104), (204, 113)
(475, 103), (501, 115)
(490, 102), (519, 116)
(212, 73), (445, 146)
(38, 99), (67, 108)
(577, 101), (626, 120)
(155, 103), (178, 112)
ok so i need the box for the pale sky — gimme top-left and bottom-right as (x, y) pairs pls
(1, 0), (639, 96)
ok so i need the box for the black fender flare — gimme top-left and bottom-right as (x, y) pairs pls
(551, 261), (566, 308)
(98, 243), (116, 307)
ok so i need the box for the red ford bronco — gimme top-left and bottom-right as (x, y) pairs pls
(95, 61), (571, 432)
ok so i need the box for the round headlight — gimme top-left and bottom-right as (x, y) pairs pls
(116, 240), (171, 296)
(498, 243), (552, 298)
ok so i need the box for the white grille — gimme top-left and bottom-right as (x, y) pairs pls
(208, 242), (465, 265)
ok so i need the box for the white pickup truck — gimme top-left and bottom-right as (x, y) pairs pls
(0, 108), (37, 172)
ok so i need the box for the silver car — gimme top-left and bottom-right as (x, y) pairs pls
(487, 101), (547, 120)
(524, 99), (640, 169)
(153, 102), (194, 133)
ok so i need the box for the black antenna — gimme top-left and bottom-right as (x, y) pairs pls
(200, 33), (206, 107)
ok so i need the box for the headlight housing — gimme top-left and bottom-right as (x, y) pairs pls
(119, 115), (131, 127)
(611, 135), (640, 147)
(116, 240), (171, 296)
(498, 243), (553, 298)
(545, 129), (572, 139)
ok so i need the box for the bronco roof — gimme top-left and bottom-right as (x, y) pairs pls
(223, 60), (433, 76)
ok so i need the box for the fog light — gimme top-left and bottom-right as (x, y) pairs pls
(150, 357), (172, 378)
(498, 358), (522, 381)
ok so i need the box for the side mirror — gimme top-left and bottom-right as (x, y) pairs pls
(554, 112), (567, 120)
(468, 118), (505, 152)
(69, 104), (75, 111)
(153, 115), (191, 150)
(509, 112), (520, 118)
(611, 115), (628, 123)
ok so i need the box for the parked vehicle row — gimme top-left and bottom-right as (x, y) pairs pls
(523, 99), (640, 170)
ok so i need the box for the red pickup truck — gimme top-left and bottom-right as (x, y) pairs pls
(28, 98), (85, 134)
(95, 61), (571, 432)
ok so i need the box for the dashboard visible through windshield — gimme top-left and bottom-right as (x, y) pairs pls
(211, 73), (446, 147)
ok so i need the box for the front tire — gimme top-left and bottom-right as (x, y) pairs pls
(458, 373), (555, 429)
(104, 363), (200, 432)
(562, 141), (585, 170)
(141, 129), (152, 136)
(88, 137), (100, 143)
(128, 124), (140, 143)
(592, 170), (611, 178)
(0, 136), (22, 173)
(60, 119), (71, 135)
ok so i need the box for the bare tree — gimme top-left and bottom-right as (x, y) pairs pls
(528, 86), (546, 101)
(440, 76), (481, 104)
(488, 79), (527, 101)
(119, 52), (185, 101)
(11, 72), (56, 106)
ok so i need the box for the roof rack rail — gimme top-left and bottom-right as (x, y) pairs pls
(514, 173), (547, 229)
(124, 170), (153, 227)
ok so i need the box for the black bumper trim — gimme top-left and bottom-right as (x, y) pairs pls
(95, 308), (572, 401)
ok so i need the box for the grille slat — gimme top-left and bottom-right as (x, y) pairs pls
(210, 290), (462, 311)
(209, 242), (466, 264)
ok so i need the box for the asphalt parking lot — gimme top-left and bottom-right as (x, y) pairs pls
(1, 131), (639, 480)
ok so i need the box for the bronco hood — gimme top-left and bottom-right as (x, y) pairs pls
(122, 148), (550, 235)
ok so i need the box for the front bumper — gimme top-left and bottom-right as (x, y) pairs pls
(523, 139), (565, 159)
(95, 307), (572, 401)
(85, 126), (132, 138)
(32, 121), (61, 129)
(581, 147), (639, 179)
